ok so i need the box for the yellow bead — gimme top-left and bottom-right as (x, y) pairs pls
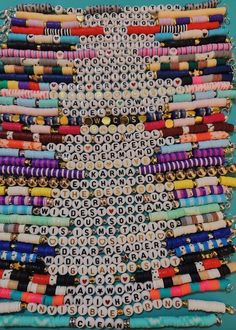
(31, 187), (52, 197)
(0, 186), (5, 195)
(60, 116), (69, 125)
(219, 176), (236, 187)
(165, 119), (174, 128)
(174, 180), (194, 190)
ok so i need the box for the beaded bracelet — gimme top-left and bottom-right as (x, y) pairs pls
(150, 262), (236, 289)
(134, 257), (224, 280)
(183, 298), (235, 314)
(150, 278), (231, 300)
(0, 314), (221, 328)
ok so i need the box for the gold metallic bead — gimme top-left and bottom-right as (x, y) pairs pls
(143, 195), (150, 202)
(33, 208), (40, 215)
(38, 177), (48, 187)
(6, 177), (16, 186)
(168, 192), (174, 200)
(36, 116), (45, 125)
(20, 302), (28, 309)
(60, 178), (69, 188)
(17, 176), (27, 186)
(25, 159), (31, 166)
(120, 116), (129, 125)
(138, 115), (147, 123)
(172, 200), (179, 208)
(27, 177), (38, 188)
(217, 166), (227, 175)
(102, 116), (111, 126)
(227, 164), (236, 173)
(100, 197), (107, 206)
(105, 108), (112, 116)
(155, 173), (165, 182)
(207, 166), (217, 176)
(117, 309), (124, 316)
(12, 114), (20, 122)
(175, 170), (186, 180)
(89, 277), (96, 284)
(196, 167), (206, 177)
(0, 176), (5, 186)
(186, 169), (196, 179)
(46, 198), (54, 207)
(84, 117), (93, 126)
(165, 172), (176, 181)
(40, 236), (48, 244)
(49, 178), (59, 188)
(11, 262), (21, 270)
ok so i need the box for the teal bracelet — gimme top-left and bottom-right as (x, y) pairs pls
(0, 314), (220, 328)
(0, 214), (70, 226)
(0, 315), (70, 327)
(149, 203), (221, 221)
(128, 314), (219, 328)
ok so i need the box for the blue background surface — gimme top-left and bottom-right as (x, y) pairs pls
(0, 0), (235, 329)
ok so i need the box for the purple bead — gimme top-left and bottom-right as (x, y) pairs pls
(140, 156), (224, 175)
(210, 14), (224, 22)
(19, 81), (29, 90)
(46, 21), (61, 29)
(11, 17), (27, 27)
(31, 159), (60, 168)
(176, 17), (190, 24)
(0, 165), (84, 179)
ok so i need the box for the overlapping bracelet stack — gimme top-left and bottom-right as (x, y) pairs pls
(0, 0), (235, 328)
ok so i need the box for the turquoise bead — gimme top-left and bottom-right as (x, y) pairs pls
(217, 89), (236, 98)
(8, 33), (26, 42)
(130, 315), (218, 328)
(38, 99), (58, 108)
(208, 27), (229, 37)
(10, 290), (22, 301)
(24, 150), (55, 159)
(0, 148), (19, 157)
(173, 93), (192, 102)
(0, 96), (14, 105)
(155, 32), (173, 41)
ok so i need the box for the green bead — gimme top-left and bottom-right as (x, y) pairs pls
(0, 80), (8, 89)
